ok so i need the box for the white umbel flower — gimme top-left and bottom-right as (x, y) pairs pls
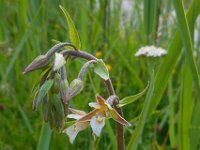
(135, 45), (167, 57)
(53, 52), (66, 71)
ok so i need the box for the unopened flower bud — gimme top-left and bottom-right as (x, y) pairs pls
(66, 79), (83, 101)
(23, 55), (48, 74)
(55, 73), (69, 103)
(53, 52), (66, 71)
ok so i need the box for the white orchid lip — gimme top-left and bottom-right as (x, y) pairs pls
(66, 122), (89, 144)
(135, 45), (167, 57)
(53, 52), (66, 71)
(65, 108), (89, 144)
(90, 115), (105, 136)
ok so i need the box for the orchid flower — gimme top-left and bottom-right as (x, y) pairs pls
(65, 108), (89, 144)
(53, 52), (66, 71)
(78, 95), (131, 136)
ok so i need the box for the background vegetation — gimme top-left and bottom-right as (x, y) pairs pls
(0, 0), (200, 149)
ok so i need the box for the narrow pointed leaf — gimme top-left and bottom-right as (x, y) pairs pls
(59, 5), (81, 50)
(118, 83), (149, 107)
(37, 80), (54, 105)
(51, 94), (64, 118)
(42, 96), (50, 122)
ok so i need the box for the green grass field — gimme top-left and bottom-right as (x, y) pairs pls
(0, 0), (200, 149)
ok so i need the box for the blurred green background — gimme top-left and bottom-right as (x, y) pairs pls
(0, 0), (200, 149)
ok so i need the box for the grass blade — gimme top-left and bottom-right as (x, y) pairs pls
(168, 77), (176, 148)
(127, 71), (154, 150)
(173, 0), (200, 97)
(178, 62), (192, 150)
(147, 0), (200, 117)
(105, 120), (117, 150)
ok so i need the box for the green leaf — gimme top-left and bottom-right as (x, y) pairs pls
(146, 0), (200, 119)
(93, 59), (109, 80)
(144, 0), (159, 38)
(51, 94), (64, 118)
(42, 96), (50, 122)
(37, 80), (54, 105)
(173, 0), (200, 96)
(37, 122), (52, 150)
(59, 5), (81, 50)
(117, 83), (149, 107)
(178, 62), (192, 150)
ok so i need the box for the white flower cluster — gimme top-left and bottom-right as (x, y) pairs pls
(135, 45), (167, 57)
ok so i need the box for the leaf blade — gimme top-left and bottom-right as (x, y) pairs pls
(93, 59), (109, 80)
(118, 83), (149, 107)
(59, 5), (81, 50)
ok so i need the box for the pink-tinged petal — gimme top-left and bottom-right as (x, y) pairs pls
(67, 114), (84, 120)
(88, 102), (101, 109)
(66, 122), (89, 144)
(96, 95), (106, 105)
(78, 109), (99, 122)
(90, 116), (105, 136)
(68, 108), (86, 116)
(109, 108), (131, 126)
(66, 125), (78, 144)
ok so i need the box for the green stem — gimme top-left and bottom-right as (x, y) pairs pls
(37, 122), (52, 150)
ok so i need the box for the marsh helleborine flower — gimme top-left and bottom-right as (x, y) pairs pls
(53, 52), (66, 71)
(65, 96), (131, 144)
(78, 95), (131, 135)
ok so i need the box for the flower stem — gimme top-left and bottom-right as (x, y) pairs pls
(62, 49), (125, 150)
(37, 122), (52, 150)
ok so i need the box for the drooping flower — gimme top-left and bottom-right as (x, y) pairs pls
(65, 108), (89, 144)
(53, 52), (66, 71)
(78, 95), (131, 136)
(135, 45), (167, 57)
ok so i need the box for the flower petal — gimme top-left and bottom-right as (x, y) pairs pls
(69, 108), (86, 116)
(53, 52), (66, 71)
(78, 109), (99, 122)
(96, 95), (106, 105)
(109, 108), (131, 126)
(66, 122), (89, 144)
(90, 116), (105, 136)
(88, 102), (101, 109)
(66, 125), (79, 144)
(67, 114), (84, 120)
